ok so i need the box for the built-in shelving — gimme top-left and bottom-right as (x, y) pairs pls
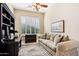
(0, 3), (16, 56)
(1, 3), (15, 41)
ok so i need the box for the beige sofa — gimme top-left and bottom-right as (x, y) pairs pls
(37, 34), (79, 56)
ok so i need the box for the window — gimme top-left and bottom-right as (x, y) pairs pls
(21, 16), (40, 34)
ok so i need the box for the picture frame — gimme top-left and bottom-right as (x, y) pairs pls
(51, 20), (64, 33)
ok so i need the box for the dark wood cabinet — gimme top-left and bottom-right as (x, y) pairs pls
(6, 41), (15, 56)
(0, 40), (15, 56)
(14, 42), (19, 56)
(25, 35), (36, 43)
(0, 41), (19, 56)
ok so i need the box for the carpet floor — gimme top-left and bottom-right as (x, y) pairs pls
(18, 43), (51, 56)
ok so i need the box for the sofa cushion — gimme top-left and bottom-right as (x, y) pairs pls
(54, 35), (63, 45)
(46, 41), (56, 52)
(39, 39), (44, 41)
(40, 34), (46, 39)
(41, 39), (50, 44)
(39, 39), (56, 52)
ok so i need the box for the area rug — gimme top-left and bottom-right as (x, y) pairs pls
(18, 43), (51, 56)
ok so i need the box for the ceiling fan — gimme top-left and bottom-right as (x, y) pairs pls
(27, 3), (48, 11)
(32, 3), (48, 11)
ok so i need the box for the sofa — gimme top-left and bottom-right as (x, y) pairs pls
(37, 33), (79, 56)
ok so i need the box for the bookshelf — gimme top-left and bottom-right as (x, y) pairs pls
(0, 3), (15, 41)
(0, 3), (18, 56)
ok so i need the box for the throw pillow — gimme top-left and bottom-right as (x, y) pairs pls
(54, 34), (63, 46)
(61, 35), (69, 42)
(38, 34), (45, 39)
(40, 33), (50, 39)
(46, 34), (51, 40)
(43, 33), (50, 39)
(50, 34), (57, 41)
(41, 34), (46, 39)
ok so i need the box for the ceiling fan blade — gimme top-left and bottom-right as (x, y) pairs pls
(32, 3), (48, 8)
(40, 4), (48, 8)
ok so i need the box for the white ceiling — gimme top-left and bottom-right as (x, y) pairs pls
(10, 3), (52, 13)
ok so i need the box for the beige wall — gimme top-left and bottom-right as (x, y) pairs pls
(14, 9), (44, 34)
(44, 3), (79, 41)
